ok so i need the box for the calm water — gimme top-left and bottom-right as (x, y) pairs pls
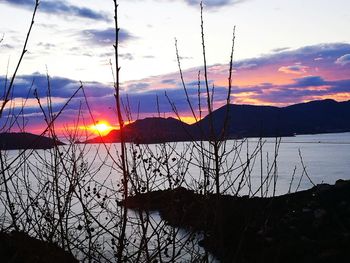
(75, 132), (350, 196)
(4, 132), (349, 196)
(1, 132), (349, 262)
(247, 132), (350, 194)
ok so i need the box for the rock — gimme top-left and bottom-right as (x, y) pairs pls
(314, 208), (327, 219)
(0, 231), (78, 263)
(264, 237), (274, 243)
(122, 180), (350, 263)
(335, 179), (350, 187)
(302, 208), (311, 213)
(315, 183), (331, 192)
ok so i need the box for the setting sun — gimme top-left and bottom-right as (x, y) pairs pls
(88, 121), (114, 136)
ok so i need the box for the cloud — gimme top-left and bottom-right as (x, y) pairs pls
(244, 43), (350, 70)
(125, 82), (150, 93)
(0, 73), (117, 134)
(3, 0), (109, 22)
(178, 55), (193, 60)
(120, 53), (134, 60)
(184, 0), (246, 8)
(236, 63), (258, 70)
(291, 76), (325, 87)
(123, 42), (350, 109)
(327, 79), (350, 93)
(37, 42), (56, 50)
(121, 83), (228, 115)
(271, 47), (290, 53)
(2, 42), (350, 133)
(231, 76), (350, 105)
(245, 75), (350, 104)
(0, 74), (113, 100)
(0, 43), (15, 50)
(335, 54), (350, 66)
(278, 65), (308, 74)
(161, 79), (177, 84)
(81, 28), (135, 46)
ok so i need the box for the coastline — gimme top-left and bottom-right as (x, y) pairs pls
(123, 180), (350, 262)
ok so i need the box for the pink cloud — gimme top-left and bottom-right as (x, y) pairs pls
(278, 64), (308, 75)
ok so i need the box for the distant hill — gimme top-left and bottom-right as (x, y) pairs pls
(195, 99), (350, 138)
(85, 117), (192, 144)
(85, 99), (350, 144)
(0, 132), (65, 150)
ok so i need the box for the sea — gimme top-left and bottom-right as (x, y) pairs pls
(78, 132), (350, 197)
(1, 132), (350, 262)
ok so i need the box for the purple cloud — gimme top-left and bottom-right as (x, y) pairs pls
(243, 76), (350, 104)
(161, 79), (177, 84)
(2, 42), (350, 133)
(184, 0), (246, 8)
(3, 0), (109, 22)
(291, 76), (325, 87)
(121, 43), (350, 112)
(0, 74), (113, 100)
(335, 54), (350, 66)
(82, 28), (135, 46)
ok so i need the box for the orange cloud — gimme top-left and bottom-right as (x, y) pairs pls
(278, 65), (308, 75)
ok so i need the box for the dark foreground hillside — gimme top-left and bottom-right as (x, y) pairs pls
(124, 180), (350, 262)
(0, 231), (77, 263)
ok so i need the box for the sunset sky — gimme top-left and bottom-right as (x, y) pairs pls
(0, 0), (350, 135)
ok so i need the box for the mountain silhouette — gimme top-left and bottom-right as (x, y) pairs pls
(0, 132), (65, 150)
(85, 99), (350, 144)
(194, 99), (350, 138)
(85, 117), (192, 144)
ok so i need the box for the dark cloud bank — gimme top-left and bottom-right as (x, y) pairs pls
(3, 0), (109, 21)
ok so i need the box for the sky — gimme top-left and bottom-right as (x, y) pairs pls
(0, 0), (350, 135)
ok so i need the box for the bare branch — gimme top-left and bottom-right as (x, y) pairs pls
(0, 0), (39, 118)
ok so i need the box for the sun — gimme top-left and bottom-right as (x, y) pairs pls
(88, 121), (114, 136)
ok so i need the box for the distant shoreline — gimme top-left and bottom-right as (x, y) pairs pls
(80, 131), (350, 146)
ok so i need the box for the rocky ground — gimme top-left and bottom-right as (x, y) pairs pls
(0, 231), (77, 263)
(124, 180), (350, 262)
